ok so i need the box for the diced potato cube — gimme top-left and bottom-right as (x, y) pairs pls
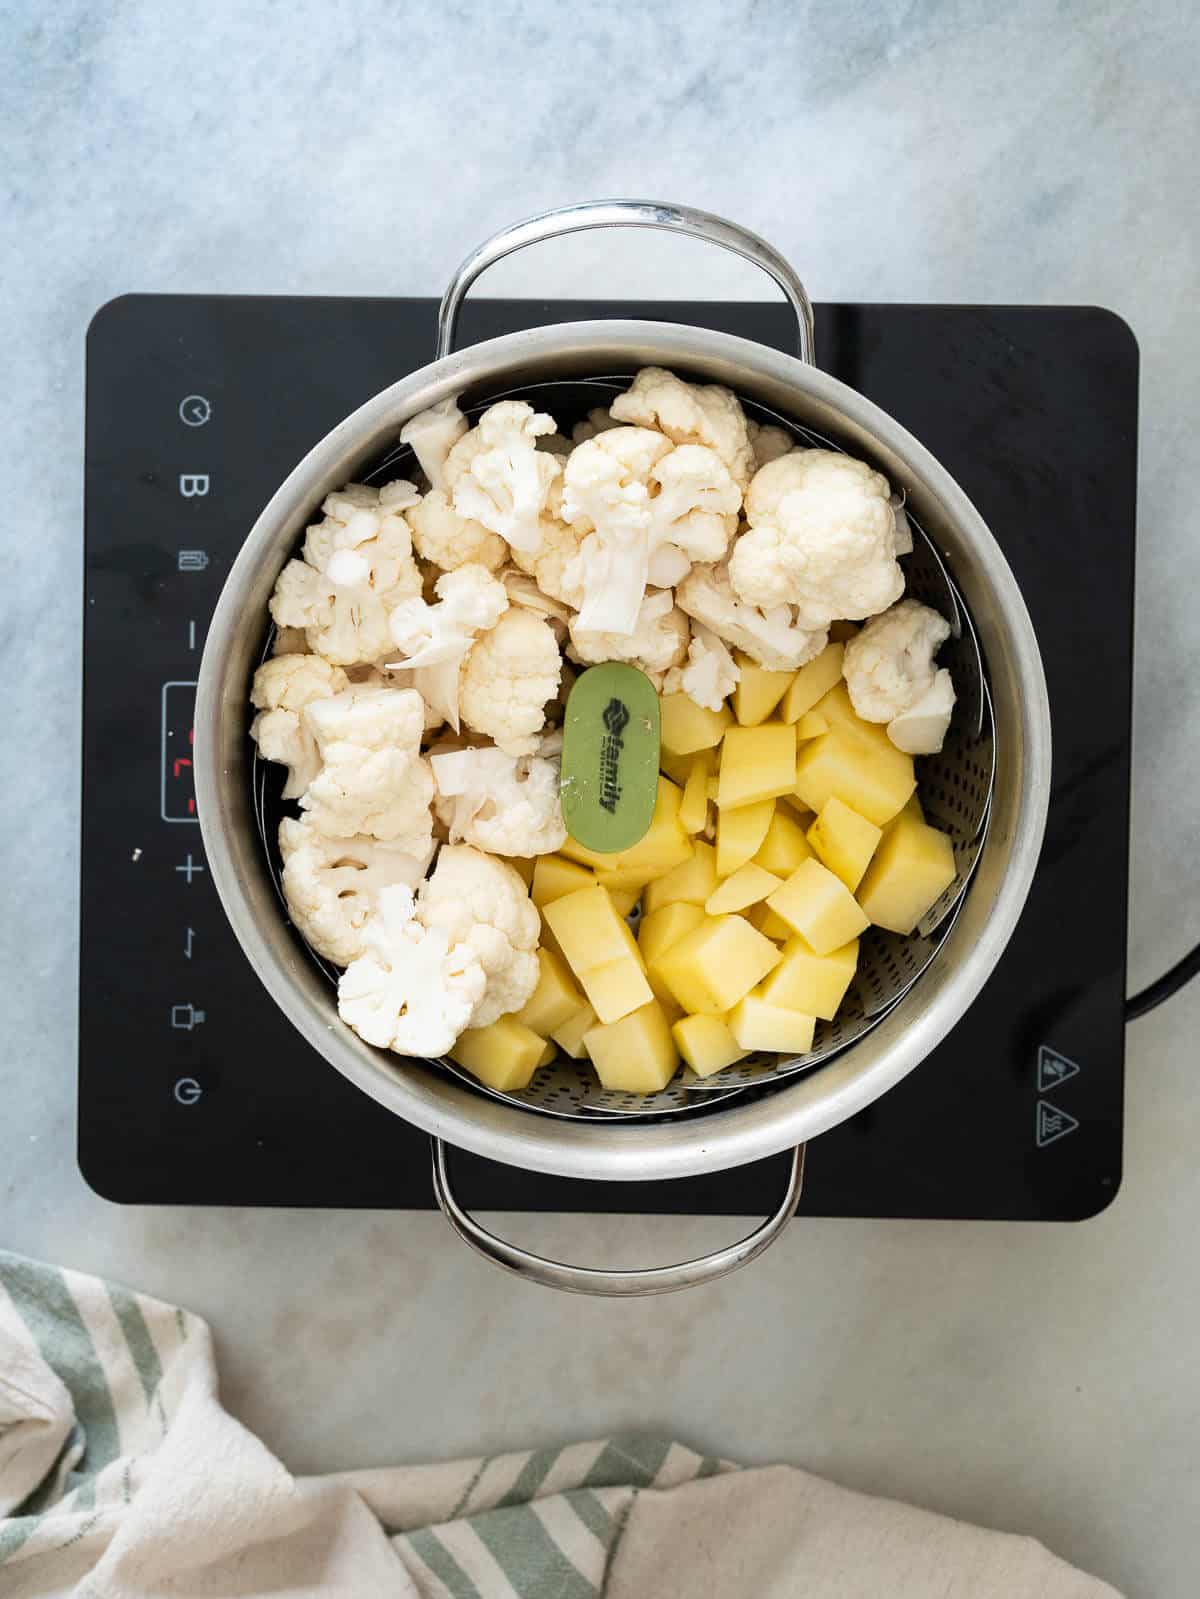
(732, 653), (795, 727)
(716, 799), (775, 877)
(750, 904), (799, 941)
(536, 1038), (557, 1067)
(766, 859), (870, 955)
(638, 900), (707, 965)
(607, 885), (640, 918)
(901, 792), (925, 821)
(659, 748), (693, 787)
(680, 755), (711, 835)
(660, 693), (732, 756)
(578, 954), (655, 1025)
(532, 854), (594, 907)
(542, 884), (631, 974)
(538, 909), (565, 962)
(705, 776), (720, 800)
(812, 682), (901, 758)
(793, 731), (916, 827)
(551, 1002), (597, 1059)
(779, 641), (845, 723)
(673, 1013), (749, 1077)
(779, 793), (815, 822)
(753, 809), (813, 877)
(643, 840), (718, 915)
(856, 811), (957, 934)
(807, 796), (882, 892)
(795, 711), (829, 740)
(511, 857), (535, 888)
(516, 947), (586, 1036)
(717, 723), (798, 810)
(585, 1000), (679, 1093)
(450, 1016), (546, 1091)
(593, 866), (654, 894)
(728, 993), (816, 1055)
(705, 862), (782, 916)
(760, 935), (859, 1020)
(655, 915), (782, 1015)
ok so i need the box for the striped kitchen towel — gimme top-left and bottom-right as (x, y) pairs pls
(0, 1252), (1121, 1598)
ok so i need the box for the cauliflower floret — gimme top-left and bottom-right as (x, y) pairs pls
(646, 442), (741, 585)
(567, 589), (689, 688)
(399, 397), (467, 493)
(387, 564), (509, 729)
(676, 562), (827, 672)
(459, 607), (562, 756)
(510, 482), (587, 610)
(560, 427), (673, 635)
(446, 401), (561, 555)
(610, 366), (755, 491)
(300, 686), (435, 851)
(250, 654), (349, 798)
(406, 490), (508, 573)
(270, 481), (423, 665)
(662, 624), (740, 712)
(842, 598), (956, 753)
(730, 450), (904, 628)
(748, 419), (796, 470)
(278, 816), (434, 966)
(431, 742), (566, 858)
(337, 884), (487, 1057)
(500, 568), (573, 627)
(417, 845), (540, 1027)
(349, 663), (444, 734)
(571, 406), (620, 444)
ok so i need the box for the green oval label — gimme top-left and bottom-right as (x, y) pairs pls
(560, 664), (661, 853)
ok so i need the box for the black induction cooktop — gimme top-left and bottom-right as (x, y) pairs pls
(80, 293), (1136, 1219)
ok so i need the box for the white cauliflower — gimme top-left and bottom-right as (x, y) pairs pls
(509, 482), (587, 610)
(387, 564), (509, 729)
(349, 663), (444, 734)
(676, 562), (827, 671)
(249, 653), (349, 798)
(406, 490), (508, 572)
(748, 419), (795, 470)
(337, 884), (487, 1057)
(663, 624), (740, 712)
(270, 480), (423, 665)
(646, 442), (741, 585)
(431, 742), (566, 858)
(399, 397), (467, 492)
(459, 606), (562, 756)
(446, 401), (561, 555)
(567, 589), (689, 688)
(417, 845), (540, 1027)
(842, 598), (956, 754)
(278, 816), (434, 966)
(610, 366), (756, 491)
(560, 427), (673, 635)
(300, 686), (435, 851)
(891, 496), (914, 555)
(730, 449), (905, 628)
(500, 568), (573, 627)
(571, 406), (620, 443)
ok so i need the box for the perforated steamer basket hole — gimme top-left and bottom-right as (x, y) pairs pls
(249, 370), (997, 1120)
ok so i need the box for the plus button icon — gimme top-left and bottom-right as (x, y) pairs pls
(175, 854), (205, 884)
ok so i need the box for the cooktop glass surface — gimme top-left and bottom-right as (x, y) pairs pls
(80, 294), (1136, 1218)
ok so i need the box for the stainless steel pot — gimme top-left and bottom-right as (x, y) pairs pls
(195, 201), (1051, 1295)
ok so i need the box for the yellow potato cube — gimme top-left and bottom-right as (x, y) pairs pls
(795, 711), (830, 740)
(679, 755), (710, 835)
(716, 800), (775, 878)
(705, 776), (720, 800)
(578, 954), (655, 1025)
(655, 915), (782, 1015)
(450, 1016), (546, 1092)
(551, 1002), (597, 1059)
(673, 1012), (749, 1078)
(901, 792), (925, 821)
(753, 809), (813, 877)
(538, 910), (565, 962)
(728, 993), (816, 1055)
(779, 792), (815, 822)
(793, 731), (916, 827)
(856, 811), (957, 934)
(516, 948), (586, 1037)
(638, 900), (707, 964)
(750, 904), (799, 942)
(660, 693), (733, 756)
(607, 886), (641, 918)
(705, 863), (782, 916)
(585, 1000), (679, 1093)
(536, 1038), (557, 1067)
(732, 653), (795, 727)
(812, 682), (904, 759)
(760, 935), (859, 1020)
(807, 796), (882, 892)
(542, 884), (631, 974)
(717, 723), (798, 810)
(532, 854), (594, 907)
(766, 859), (870, 955)
(779, 641), (845, 723)
(642, 840), (718, 915)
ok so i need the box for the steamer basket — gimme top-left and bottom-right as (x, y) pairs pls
(197, 202), (1051, 1295)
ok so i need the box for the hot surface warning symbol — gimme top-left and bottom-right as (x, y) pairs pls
(1037, 1045), (1081, 1092)
(1036, 1100), (1080, 1148)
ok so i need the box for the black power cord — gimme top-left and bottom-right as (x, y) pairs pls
(1126, 942), (1200, 1021)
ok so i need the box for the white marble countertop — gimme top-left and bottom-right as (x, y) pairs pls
(3, 4), (1199, 1594)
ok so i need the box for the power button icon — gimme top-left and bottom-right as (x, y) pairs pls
(173, 1077), (204, 1106)
(179, 394), (212, 427)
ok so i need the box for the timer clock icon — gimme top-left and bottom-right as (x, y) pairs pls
(179, 394), (212, 427)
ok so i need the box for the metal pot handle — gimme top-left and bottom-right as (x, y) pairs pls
(436, 199), (816, 365)
(431, 1139), (805, 1297)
